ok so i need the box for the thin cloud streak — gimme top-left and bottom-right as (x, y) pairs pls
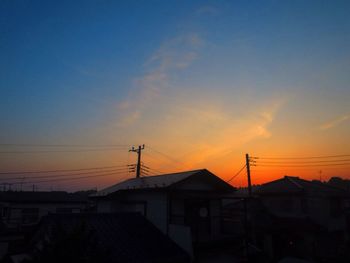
(112, 32), (286, 169)
(138, 97), (284, 169)
(115, 33), (202, 128)
(320, 115), (349, 130)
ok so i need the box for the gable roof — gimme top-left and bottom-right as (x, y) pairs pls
(32, 213), (190, 263)
(92, 169), (234, 197)
(256, 176), (349, 196)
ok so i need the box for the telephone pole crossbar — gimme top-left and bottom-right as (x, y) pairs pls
(129, 145), (145, 178)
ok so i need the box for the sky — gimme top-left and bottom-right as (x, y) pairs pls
(1, 0), (350, 191)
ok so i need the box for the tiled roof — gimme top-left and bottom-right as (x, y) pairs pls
(256, 176), (349, 196)
(93, 169), (234, 197)
(33, 213), (190, 263)
(0, 191), (88, 203)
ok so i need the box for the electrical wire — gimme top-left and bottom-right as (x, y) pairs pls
(256, 163), (350, 167)
(0, 143), (129, 148)
(251, 154), (350, 160)
(147, 167), (164, 174)
(148, 146), (186, 166)
(0, 148), (127, 154)
(226, 164), (246, 183)
(1, 170), (127, 185)
(0, 167), (129, 181)
(0, 165), (128, 175)
(254, 159), (350, 164)
(143, 152), (182, 170)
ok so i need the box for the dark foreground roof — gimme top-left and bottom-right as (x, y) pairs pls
(0, 191), (88, 203)
(255, 176), (349, 196)
(93, 169), (235, 197)
(32, 213), (190, 263)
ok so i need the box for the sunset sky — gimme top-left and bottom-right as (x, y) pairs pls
(1, 0), (349, 191)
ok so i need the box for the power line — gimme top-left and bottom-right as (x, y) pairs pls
(148, 146), (186, 166)
(252, 154), (350, 160)
(254, 159), (350, 164)
(0, 148), (127, 154)
(5, 170), (127, 185)
(0, 143), (129, 148)
(146, 166), (165, 175)
(0, 167), (129, 181)
(139, 162), (163, 176)
(256, 163), (350, 167)
(139, 163), (165, 175)
(0, 165), (128, 175)
(227, 164), (246, 183)
(143, 152), (182, 170)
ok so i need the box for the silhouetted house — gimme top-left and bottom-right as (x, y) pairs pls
(0, 191), (91, 262)
(0, 191), (89, 228)
(252, 176), (350, 262)
(91, 169), (236, 255)
(255, 176), (350, 230)
(21, 213), (190, 263)
(328, 177), (350, 192)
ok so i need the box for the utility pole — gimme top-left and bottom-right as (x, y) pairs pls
(246, 153), (252, 197)
(129, 145), (145, 178)
(244, 153), (253, 260)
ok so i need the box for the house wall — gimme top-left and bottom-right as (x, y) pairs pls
(309, 197), (347, 231)
(97, 191), (225, 242)
(98, 192), (169, 234)
(170, 197), (185, 225)
(210, 199), (222, 238)
(307, 196), (330, 226)
(261, 195), (304, 216)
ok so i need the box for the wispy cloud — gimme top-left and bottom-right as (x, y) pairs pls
(116, 33), (202, 127)
(112, 30), (285, 169)
(320, 114), (349, 130)
(137, 97), (284, 169)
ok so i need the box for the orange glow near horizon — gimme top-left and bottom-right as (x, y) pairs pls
(0, 146), (349, 192)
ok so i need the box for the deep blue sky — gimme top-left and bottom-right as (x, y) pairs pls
(1, 0), (349, 188)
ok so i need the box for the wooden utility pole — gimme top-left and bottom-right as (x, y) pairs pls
(129, 145), (145, 178)
(246, 153), (252, 197)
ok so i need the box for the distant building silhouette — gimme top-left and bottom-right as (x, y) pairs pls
(0, 191), (90, 228)
(251, 176), (350, 262)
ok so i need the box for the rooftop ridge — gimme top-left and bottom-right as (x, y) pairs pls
(117, 168), (206, 182)
(285, 176), (304, 189)
(92, 169), (210, 197)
